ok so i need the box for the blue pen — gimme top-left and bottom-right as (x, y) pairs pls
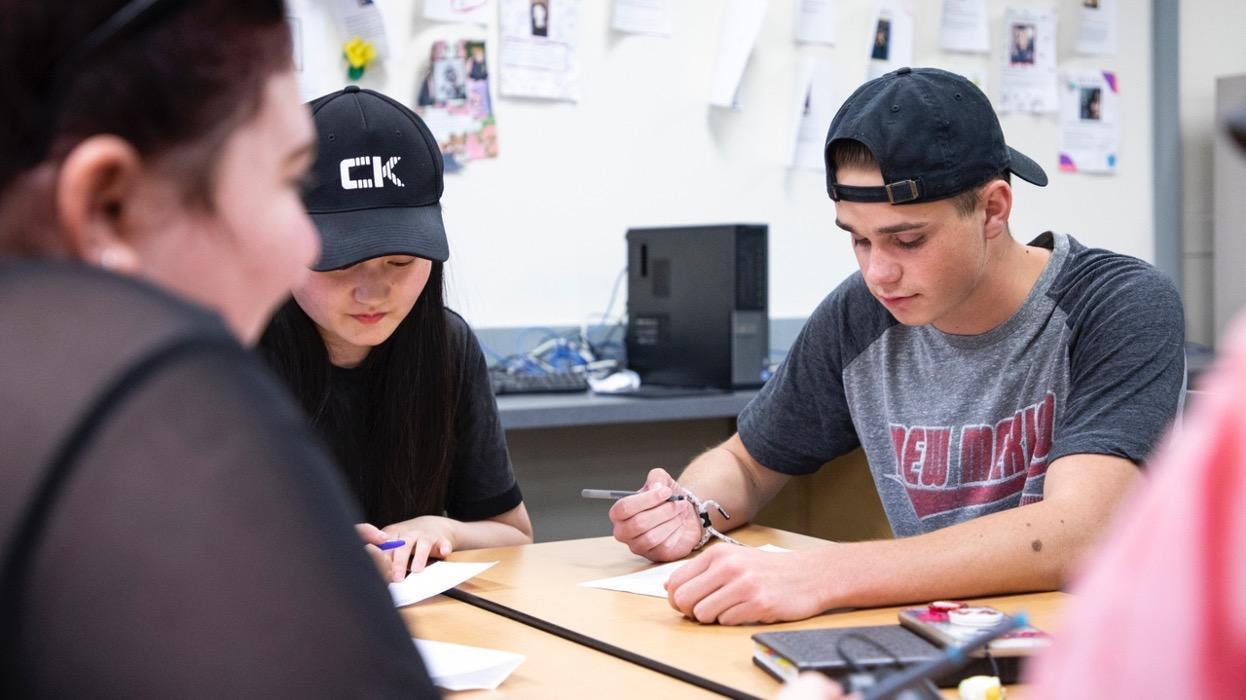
(377, 539), (406, 551)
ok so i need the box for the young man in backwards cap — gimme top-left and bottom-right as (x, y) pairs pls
(609, 67), (1186, 625)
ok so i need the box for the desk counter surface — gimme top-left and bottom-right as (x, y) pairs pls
(405, 526), (1064, 699)
(495, 389), (759, 430)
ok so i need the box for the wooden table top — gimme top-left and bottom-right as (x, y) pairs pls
(402, 526), (1065, 699)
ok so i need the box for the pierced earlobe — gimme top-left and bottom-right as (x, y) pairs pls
(99, 248), (123, 270)
(96, 246), (138, 273)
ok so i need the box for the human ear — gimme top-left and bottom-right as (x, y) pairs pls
(55, 135), (145, 274)
(981, 180), (1013, 241)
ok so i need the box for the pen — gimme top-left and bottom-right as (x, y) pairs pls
(377, 539), (406, 551)
(581, 488), (685, 502)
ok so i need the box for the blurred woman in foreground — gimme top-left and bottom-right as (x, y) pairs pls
(0, 1), (436, 696)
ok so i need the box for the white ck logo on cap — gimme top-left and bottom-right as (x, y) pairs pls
(339, 156), (404, 190)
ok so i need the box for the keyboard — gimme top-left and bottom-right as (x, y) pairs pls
(489, 370), (590, 395)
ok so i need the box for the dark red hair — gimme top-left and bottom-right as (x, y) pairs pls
(0, 0), (293, 251)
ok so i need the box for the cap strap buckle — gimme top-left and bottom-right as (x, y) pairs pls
(885, 179), (921, 204)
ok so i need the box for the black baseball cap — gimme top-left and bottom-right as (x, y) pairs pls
(304, 85), (449, 271)
(824, 67), (1048, 205)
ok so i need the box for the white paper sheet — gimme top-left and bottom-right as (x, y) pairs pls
(424, 0), (493, 25)
(389, 561), (497, 608)
(580, 559), (682, 597)
(789, 55), (837, 170)
(612, 0), (672, 36)
(998, 7), (1058, 114)
(795, 0), (836, 46)
(866, 2), (914, 80)
(580, 545), (791, 598)
(287, 0), (343, 101)
(1076, 0), (1118, 56)
(940, 0), (989, 53)
(499, 0), (581, 101)
(1058, 69), (1120, 174)
(710, 0), (768, 109)
(288, 15), (304, 73)
(329, 0), (390, 58)
(413, 638), (525, 691)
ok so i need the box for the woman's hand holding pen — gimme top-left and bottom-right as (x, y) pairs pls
(608, 468), (702, 562)
(355, 523), (401, 581)
(380, 516), (459, 582)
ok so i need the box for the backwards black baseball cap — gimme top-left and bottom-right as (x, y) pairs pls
(304, 85), (448, 271)
(824, 67), (1048, 205)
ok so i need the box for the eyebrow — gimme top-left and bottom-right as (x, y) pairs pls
(835, 219), (928, 235)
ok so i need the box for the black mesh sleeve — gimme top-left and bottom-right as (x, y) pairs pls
(14, 346), (438, 698)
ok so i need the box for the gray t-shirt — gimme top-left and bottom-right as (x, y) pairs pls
(738, 232), (1186, 537)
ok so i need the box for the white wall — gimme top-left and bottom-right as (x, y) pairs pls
(291, 0), (1153, 329)
(1179, 0), (1246, 345)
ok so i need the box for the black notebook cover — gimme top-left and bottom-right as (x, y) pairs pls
(753, 625), (939, 679)
(752, 624), (1018, 687)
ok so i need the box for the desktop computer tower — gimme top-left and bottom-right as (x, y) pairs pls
(625, 224), (769, 390)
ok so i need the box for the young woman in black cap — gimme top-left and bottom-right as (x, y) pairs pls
(0, 2), (436, 696)
(260, 87), (532, 583)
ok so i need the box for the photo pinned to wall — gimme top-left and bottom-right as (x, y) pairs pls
(795, 0), (836, 46)
(866, 3), (913, 80)
(1076, 0), (1117, 56)
(531, 0), (549, 36)
(789, 54), (837, 171)
(612, 0), (673, 36)
(871, 17), (890, 59)
(499, 0), (581, 101)
(1059, 70), (1120, 174)
(939, 0), (989, 54)
(424, 0), (493, 26)
(416, 39), (498, 172)
(998, 7), (1057, 113)
(1079, 86), (1102, 120)
(1009, 22), (1035, 64)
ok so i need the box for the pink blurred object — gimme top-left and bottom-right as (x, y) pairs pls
(1028, 318), (1246, 697)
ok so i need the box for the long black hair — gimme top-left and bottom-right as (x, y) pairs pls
(258, 262), (459, 526)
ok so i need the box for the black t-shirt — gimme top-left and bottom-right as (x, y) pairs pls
(0, 260), (437, 698)
(322, 309), (521, 525)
